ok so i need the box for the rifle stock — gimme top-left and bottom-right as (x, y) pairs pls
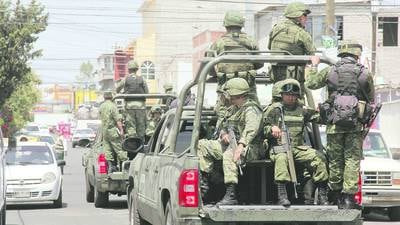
(363, 103), (382, 139)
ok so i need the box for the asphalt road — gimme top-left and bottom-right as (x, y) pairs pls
(6, 143), (129, 225)
(4, 142), (400, 225)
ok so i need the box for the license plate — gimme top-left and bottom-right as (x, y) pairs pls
(14, 191), (30, 198)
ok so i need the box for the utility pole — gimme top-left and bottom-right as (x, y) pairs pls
(325, 0), (336, 36)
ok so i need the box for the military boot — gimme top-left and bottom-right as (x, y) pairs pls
(217, 183), (238, 205)
(200, 172), (211, 204)
(276, 182), (291, 207)
(330, 190), (344, 208)
(342, 193), (355, 209)
(317, 182), (329, 205)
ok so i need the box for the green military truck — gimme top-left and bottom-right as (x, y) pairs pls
(126, 53), (363, 225)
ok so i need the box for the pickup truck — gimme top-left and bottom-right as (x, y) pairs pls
(126, 53), (363, 225)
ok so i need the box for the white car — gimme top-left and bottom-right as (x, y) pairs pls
(5, 142), (64, 208)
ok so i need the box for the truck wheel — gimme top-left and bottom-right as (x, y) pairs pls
(85, 171), (94, 203)
(389, 206), (400, 221)
(129, 190), (148, 225)
(0, 204), (6, 225)
(94, 183), (109, 208)
(163, 200), (174, 225)
(53, 188), (63, 208)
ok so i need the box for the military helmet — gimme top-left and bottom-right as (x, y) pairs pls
(280, 79), (301, 96)
(223, 10), (245, 28)
(103, 91), (113, 99)
(284, 2), (311, 18)
(337, 40), (363, 57)
(128, 60), (139, 70)
(150, 105), (163, 114)
(272, 80), (285, 100)
(224, 78), (250, 96)
(163, 83), (173, 91)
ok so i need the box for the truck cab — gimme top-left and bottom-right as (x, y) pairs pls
(126, 53), (363, 225)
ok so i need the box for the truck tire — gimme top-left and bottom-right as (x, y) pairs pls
(53, 188), (63, 208)
(85, 171), (94, 203)
(163, 200), (174, 225)
(129, 189), (148, 225)
(389, 206), (400, 221)
(94, 183), (109, 208)
(0, 204), (6, 225)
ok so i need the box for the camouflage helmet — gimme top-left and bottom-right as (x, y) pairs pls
(337, 40), (363, 57)
(223, 10), (245, 28)
(224, 78), (250, 96)
(280, 79), (301, 96)
(150, 105), (163, 114)
(128, 60), (139, 70)
(272, 80), (285, 100)
(284, 2), (311, 18)
(103, 91), (113, 99)
(163, 83), (173, 91)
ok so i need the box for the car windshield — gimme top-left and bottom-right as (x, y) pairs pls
(76, 129), (93, 135)
(25, 125), (39, 132)
(320, 131), (391, 159)
(6, 146), (54, 165)
(39, 136), (55, 145)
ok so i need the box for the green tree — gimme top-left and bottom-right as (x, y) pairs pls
(0, 73), (41, 137)
(0, 0), (48, 108)
(76, 61), (94, 83)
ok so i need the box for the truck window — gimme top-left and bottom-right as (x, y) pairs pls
(157, 114), (175, 154)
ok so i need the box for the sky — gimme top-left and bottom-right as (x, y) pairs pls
(28, 0), (143, 84)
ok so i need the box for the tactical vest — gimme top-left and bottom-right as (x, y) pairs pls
(269, 19), (307, 55)
(327, 57), (370, 102)
(281, 105), (305, 147)
(124, 75), (146, 101)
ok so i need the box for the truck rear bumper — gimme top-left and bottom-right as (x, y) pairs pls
(363, 188), (400, 207)
(199, 205), (362, 223)
(96, 172), (128, 193)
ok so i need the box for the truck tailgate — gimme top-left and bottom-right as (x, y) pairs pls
(201, 205), (361, 223)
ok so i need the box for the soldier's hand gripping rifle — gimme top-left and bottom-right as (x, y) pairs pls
(277, 106), (298, 198)
(226, 127), (244, 176)
(363, 103), (382, 139)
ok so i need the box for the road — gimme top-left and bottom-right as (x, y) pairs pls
(4, 142), (400, 225)
(6, 143), (128, 225)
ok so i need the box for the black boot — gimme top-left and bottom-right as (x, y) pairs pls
(200, 172), (211, 204)
(217, 183), (238, 205)
(276, 182), (291, 207)
(342, 193), (355, 209)
(330, 190), (343, 208)
(317, 182), (329, 205)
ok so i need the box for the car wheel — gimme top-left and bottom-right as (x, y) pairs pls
(72, 143), (76, 148)
(129, 189), (148, 225)
(0, 204), (6, 225)
(85, 171), (94, 203)
(53, 188), (63, 208)
(389, 206), (400, 221)
(94, 182), (109, 208)
(163, 200), (174, 225)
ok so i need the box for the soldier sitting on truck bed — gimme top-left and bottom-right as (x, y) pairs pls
(198, 78), (264, 205)
(262, 79), (329, 206)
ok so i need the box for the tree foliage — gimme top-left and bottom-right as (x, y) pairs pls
(0, 73), (41, 137)
(0, 0), (48, 108)
(76, 61), (94, 83)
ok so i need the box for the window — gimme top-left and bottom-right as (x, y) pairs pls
(378, 17), (398, 46)
(306, 16), (344, 48)
(140, 60), (155, 80)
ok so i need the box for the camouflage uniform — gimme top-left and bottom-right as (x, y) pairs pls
(305, 41), (375, 199)
(145, 106), (162, 138)
(268, 2), (315, 85)
(115, 60), (149, 141)
(160, 83), (176, 108)
(99, 98), (127, 163)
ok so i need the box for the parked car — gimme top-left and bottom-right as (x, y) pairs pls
(320, 129), (400, 221)
(0, 130), (6, 225)
(72, 128), (95, 148)
(5, 142), (65, 208)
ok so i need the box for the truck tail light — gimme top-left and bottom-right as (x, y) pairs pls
(178, 169), (199, 207)
(98, 153), (108, 174)
(354, 173), (362, 205)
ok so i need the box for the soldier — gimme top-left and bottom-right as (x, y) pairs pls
(99, 91), (126, 172)
(263, 79), (329, 206)
(198, 78), (263, 205)
(145, 105), (163, 139)
(161, 83), (176, 108)
(116, 60), (149, 141)
(268, 1), (316, 85)
(206, 10), (263, 103)
(306, 40), (375, 209)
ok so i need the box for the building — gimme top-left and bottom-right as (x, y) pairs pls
(97, 54), (114, 91)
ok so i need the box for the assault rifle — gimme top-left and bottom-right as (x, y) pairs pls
(363, 103), (382, 139)
(277, 106), (298, 198)
(225, 127), (244, 176)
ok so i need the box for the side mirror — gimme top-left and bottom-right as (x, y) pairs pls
(391, 148), (400, 160)
(123, 137), (144, 159)
(77, 139), (92, 148)
(57, 160), (66, 167)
